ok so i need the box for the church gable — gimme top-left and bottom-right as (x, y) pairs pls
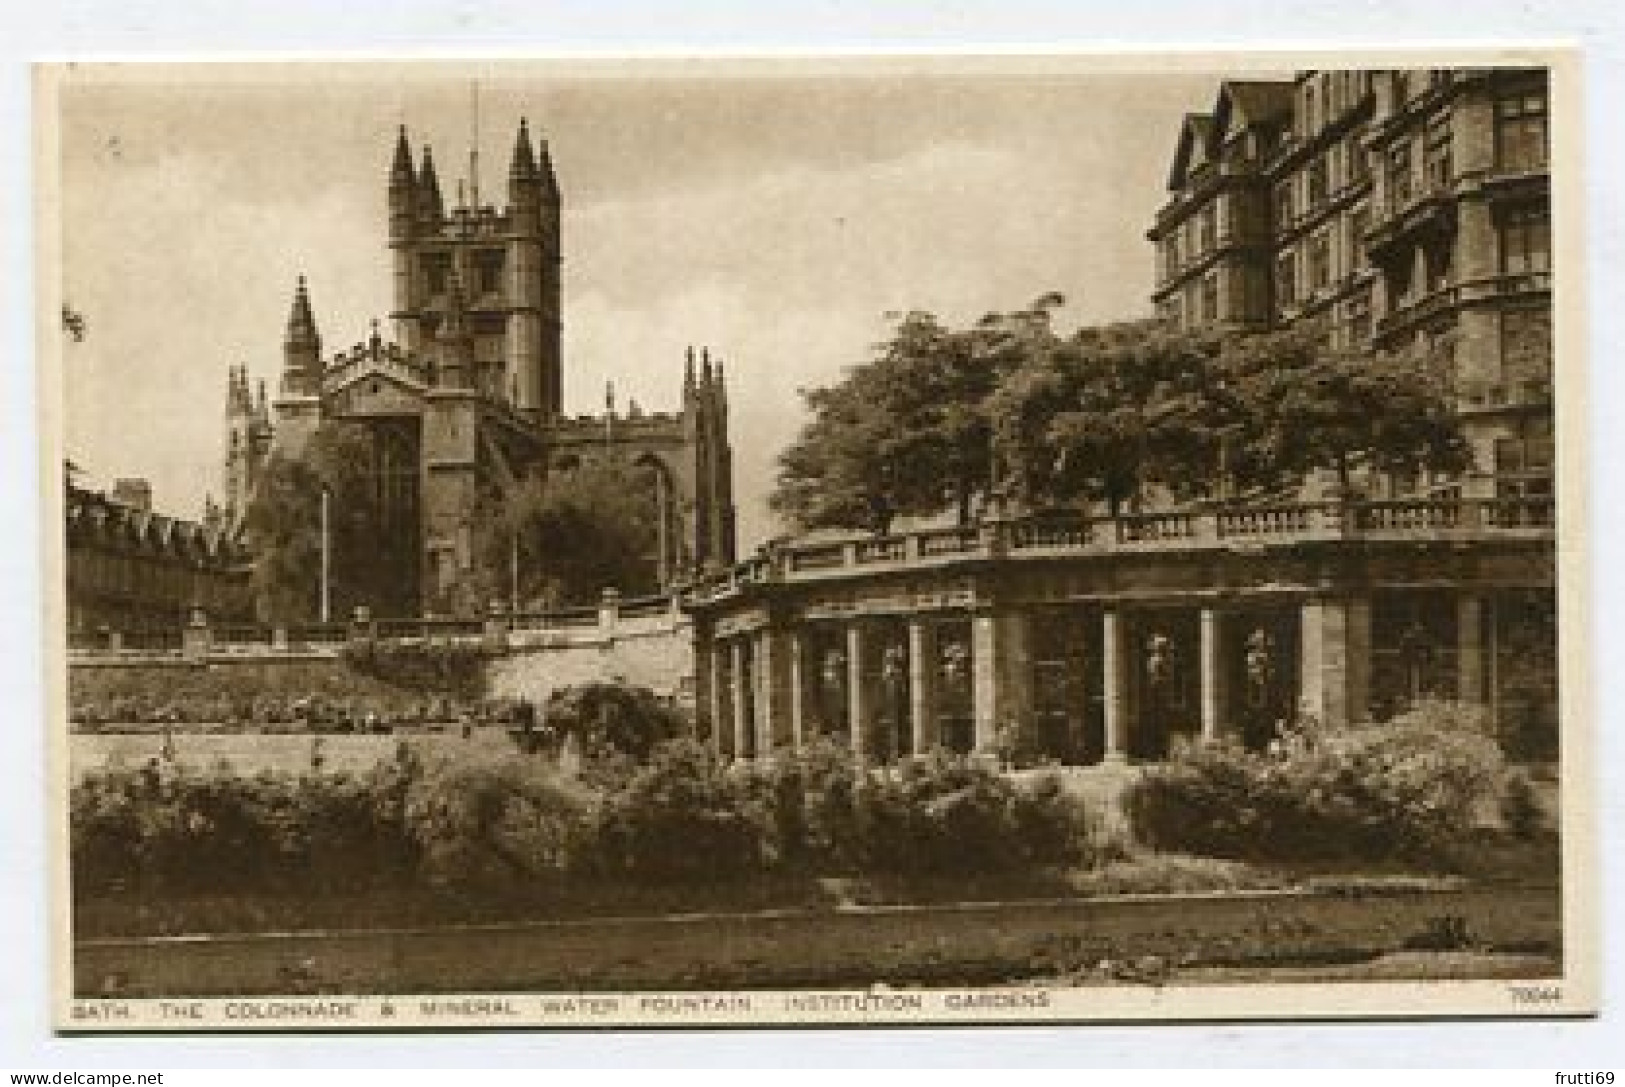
(323, 366), (430, 419)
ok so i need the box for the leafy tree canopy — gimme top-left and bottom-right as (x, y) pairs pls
(773, 303), (1469, 533)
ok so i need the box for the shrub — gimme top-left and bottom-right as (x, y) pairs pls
(401, 751), (596, 888)
(747, 745), (1100, 876)
(1124, 700), (1513, 862)
(596, 739), (771, 881)
(540, 683), (688, 763)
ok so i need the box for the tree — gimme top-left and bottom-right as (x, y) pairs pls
(240, 422), (382, 623)
(772, 299), (1055, 534)
(988, 320), (1235, 514)
(1218, 329), (1470, 494)
(481, 460), (661, 610)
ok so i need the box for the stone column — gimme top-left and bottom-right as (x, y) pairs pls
(1102, 608), (1130, 761)
(846, 622), (869, 758)
(971, 608), (1032, 755)
(706, 635), (730, 757)
(755, 627), (796, 754)
(1458, 593), (1486, 704)
(730, 637), (751, 758)
(1299, 597), (1372, 728)
(788, 630), (808, 751)
(1199, 606), (1225, 743)
(907, 617), (939, 755)
(1347, 598), (1372, 723)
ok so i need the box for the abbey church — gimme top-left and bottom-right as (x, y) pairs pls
(216, 119), (738, 617)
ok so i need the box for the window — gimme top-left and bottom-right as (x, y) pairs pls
(1392, 70), (1411, 106)
(1308, 231), (1332, 292)
(1425, 241), (1454, 294)
(421, 252), (451, 296)
(1162, 236), (1180, 279)
(1348, 129), (1370, 183)
(1349, 205), (1370, 255)
(1496, 90), (1548, 171)
(1198, 204), (1217, 252)
(1387, 140), (1413, 205)
(1499, 207), (1551, 275)
(1347, 291), (1372, 343)
(1307, 155), (1328, 205)
(1304, 84), (1317, 135)
(1276, 250), (1298, 307)
(474, 250), (505, 295)
(1274, 181), (1293, 227)
(1201, 275), (1219, 321)
(1424, 117), (1453, 192)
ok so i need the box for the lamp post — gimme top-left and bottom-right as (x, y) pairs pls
(319, 485), (331, 623)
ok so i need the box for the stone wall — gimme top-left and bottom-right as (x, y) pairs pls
(487, 622), (695, 707)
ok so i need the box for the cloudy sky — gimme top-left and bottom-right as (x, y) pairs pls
(55, 59), (1226, 549)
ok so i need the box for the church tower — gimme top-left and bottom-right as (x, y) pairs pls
(387, 119), (562, 422)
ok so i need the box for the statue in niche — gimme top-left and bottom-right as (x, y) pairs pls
(1244, 628), (1276, 709)
(878, 641), (909, 762)
(1145, 631), (1175, 691)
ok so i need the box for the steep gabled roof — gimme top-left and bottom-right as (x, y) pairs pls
(1166, 113), (1216, 191)
(1211, 79), (1295, 146)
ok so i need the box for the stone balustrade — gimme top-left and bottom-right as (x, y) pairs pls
(684, 497), (1554, 608)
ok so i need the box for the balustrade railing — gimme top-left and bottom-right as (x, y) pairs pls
(854, 537), (907, 564)
(1115, 511), (1196, 543)
(1353, 499), (1463, 532)
(1217, 505), (1314, 537)
(1010, 518), (1094, 550)
(786, 543), (847, 571)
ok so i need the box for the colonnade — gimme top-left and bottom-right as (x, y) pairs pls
(697, 591), (1498, 764)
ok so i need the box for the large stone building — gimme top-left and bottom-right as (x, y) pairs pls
(221, 120), (737, 616)
(1146, 67), (1552, 505)
(684, 66), (1557, 767)
(66, 478), (251, 649)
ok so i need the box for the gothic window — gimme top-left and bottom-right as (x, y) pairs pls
(421, 252), (451, 297)
(1500, 207), (1551, 276)
(1496, 89), (1549, 171)
(474, 249), (505, 295)
(1198, 204), (1217, 252)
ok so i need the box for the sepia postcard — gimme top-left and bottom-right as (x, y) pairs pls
(37, 48), (1594, 1031)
